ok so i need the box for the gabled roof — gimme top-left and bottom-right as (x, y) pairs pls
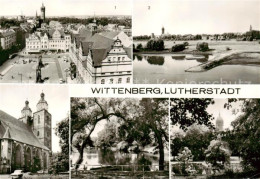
(48, 29), (65, 38)
(99, 31), (120, 39)
(0, 110), (49, 151)
(89, 33), (114, 49)
(91, 48), (110, 67)
(81, 41), (93, 56)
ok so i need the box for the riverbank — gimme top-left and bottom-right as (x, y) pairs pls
(185, 51), (260, 72)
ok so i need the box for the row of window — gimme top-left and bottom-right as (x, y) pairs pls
(101, 77), (131, 84)
(101, 71), (131, 75)
(108, 56), (126, 62)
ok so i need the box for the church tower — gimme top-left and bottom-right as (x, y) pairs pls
(216, 112), (224, 131)
(18, 100), (33, 125)
(33, 92), (52, 151)
(41, 3), (46, 22)
(162, 26), (165, 35)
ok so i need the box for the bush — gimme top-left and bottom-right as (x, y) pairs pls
(196, 42), (209, 52)
(183, 42), (189, 46)
(171, 44), (186, 52)
(146, 39), (164, 51)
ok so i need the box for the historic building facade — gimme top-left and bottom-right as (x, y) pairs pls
(0, 92), (51, 174)
(0, 29), (16, 50)
(26, 29), (71, 53)
(70, 22), (132, 84)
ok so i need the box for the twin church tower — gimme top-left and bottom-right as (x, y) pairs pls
(18, 92), (52, 151)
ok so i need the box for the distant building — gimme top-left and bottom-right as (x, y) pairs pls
(162, 26), (165, 35)
(0, 29), (16, 50)
(250, 25), (252, 32)
(41, 3), (46, 22)
(49, 21), (63, 29)
(216, 113), (224, 131)
(0, 92), (51, 174)
(26, 29), (71, 53)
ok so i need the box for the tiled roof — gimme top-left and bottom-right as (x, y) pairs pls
(99, 31), (120, 39)
(0, 110), (49, 151)
(0, 30), (15, 38)
(48, 29), (65, 38)
(81, 41), (93, 56)
(91, 48), (110, 67)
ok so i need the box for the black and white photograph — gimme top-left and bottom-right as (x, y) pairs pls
(0, 0), (132, 84)
(133, 0), (260, 84)
(0, 85), (69, 178)
(170, 98), (260, 178)
(70, 98), (169, 178)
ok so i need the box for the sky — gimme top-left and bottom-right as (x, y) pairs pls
(207, 98), (242, 130)
(0, 84), (69, 153)
(133, 0), (260, 35)
(0, 0), (132, 16)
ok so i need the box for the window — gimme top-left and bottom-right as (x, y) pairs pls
(37, 131), (40, 136)
(38, 116), (40, 124)
(122, 57), (125, 61)
(110, 79), (113, 84)
(127, 77), (130, 83)
(118, 57), (121, 61)
(101, 79), (105, 84)
(118, 78), (122, 84)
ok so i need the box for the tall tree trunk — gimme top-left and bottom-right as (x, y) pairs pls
(158, 137), (165, 171)
(75, 146), (84, 169)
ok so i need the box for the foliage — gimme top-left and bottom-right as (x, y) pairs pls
(71, 98), (169, 171)
(176, 147), (193, 175)
(95, 120), (118, 148)
(171, 126), (215, 161)
(49, 117), (69, 173)
(225, 99), (260, 172)
(170, 98), (215, 131)
(146, 39), (164, 51)
(49, 153), (69, 174)
(171, 44), (186, 52)
(196, 42), (209, 52)
(205, 138), (231, 171)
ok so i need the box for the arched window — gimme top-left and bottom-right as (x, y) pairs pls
(127, 77), (130, 83)
(110, 79), (113, 84)
(118, 78), (122, 84)
(118, 57), (121, 61)
(101, 79), (105, 84)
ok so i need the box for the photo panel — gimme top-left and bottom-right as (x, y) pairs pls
(0, 84), (69, 177)
(133, 0), (260, 84)
(70, 97), (170, 178)
(0, 0), (133, 84)
(169, 98), (260, 178)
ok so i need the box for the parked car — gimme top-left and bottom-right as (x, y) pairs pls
(10, 170), (23, 179)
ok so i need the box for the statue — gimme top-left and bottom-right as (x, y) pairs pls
(36, 65), (42, 83)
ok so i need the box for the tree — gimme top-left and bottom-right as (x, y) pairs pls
(71, 98), (131, 168)
(196, 42), (209, 52)
(225, 99), (260, 172)
(120, 98), (169, 170)
(49, 117), (69, 173)
(71, 98), (169, 171)
(205, 138), (231, 172)
(170, 98), (215, 131)
(176, 147), (193, 175)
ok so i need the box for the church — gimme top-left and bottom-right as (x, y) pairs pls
(0, 92), (51, 174)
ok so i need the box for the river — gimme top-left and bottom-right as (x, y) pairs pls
(133, 54), (260, 84)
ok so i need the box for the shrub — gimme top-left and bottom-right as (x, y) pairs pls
(171, 44), (186, 52)
(196, 42), (209, 52)
(183, 42), (189, 46)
